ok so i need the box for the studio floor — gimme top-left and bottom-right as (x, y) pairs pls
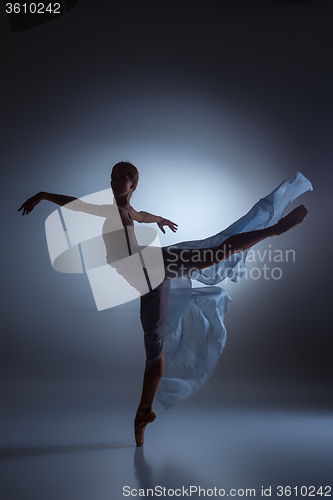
(1, 406), (332, 500)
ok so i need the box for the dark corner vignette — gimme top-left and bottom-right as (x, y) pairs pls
(4, 0), (80, 33)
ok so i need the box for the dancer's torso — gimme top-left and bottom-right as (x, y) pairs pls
(102, 206), (140, 263)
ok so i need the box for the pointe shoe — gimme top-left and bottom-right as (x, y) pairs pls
(273, 205), (309, 236)
(134, 407), (156, 447)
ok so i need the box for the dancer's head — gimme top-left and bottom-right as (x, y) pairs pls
(111, 161), (139, 200)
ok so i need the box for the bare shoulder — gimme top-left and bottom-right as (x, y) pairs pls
(129, 206), (144, 222)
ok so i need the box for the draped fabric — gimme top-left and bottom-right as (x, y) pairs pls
(152, 172), (312, 410)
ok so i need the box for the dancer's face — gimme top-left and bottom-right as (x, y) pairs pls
(111, 166), (135, 198)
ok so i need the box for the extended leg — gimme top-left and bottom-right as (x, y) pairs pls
(194, 226), (274, 270)
(196, 205), (308, 270)
(163, 205), (308, 273)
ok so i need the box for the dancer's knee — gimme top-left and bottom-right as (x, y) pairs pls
(217, 238), (241, 259)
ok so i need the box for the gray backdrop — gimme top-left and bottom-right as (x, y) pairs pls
(1, 0), (332, 421)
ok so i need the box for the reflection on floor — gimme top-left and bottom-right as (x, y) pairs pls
(1, 407), (332, 500)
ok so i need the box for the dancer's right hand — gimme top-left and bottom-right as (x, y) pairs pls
(18, 192), (44, 215)
(158, 218), (178, 234)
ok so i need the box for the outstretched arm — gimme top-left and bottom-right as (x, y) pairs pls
(131, 209), (178, 234)
(18, 192), (77, 215)
(18, 192), (115, 218)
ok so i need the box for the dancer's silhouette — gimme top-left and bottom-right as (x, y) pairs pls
(19, 162), (310, 446)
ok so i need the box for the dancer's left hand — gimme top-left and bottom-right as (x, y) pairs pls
(158, 218), (178, 234)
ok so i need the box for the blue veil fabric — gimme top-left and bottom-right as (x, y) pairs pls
(156, 172), (313, 410)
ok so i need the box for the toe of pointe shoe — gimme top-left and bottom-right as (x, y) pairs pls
(134, 410), (156, 447)
(275, 205), (309, 235)
(288, 204), (309, 220)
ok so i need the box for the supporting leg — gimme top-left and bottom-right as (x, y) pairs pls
(135, 280), (170, 446)
(139, 352), (165, 408)
(134, 353), (164, 447)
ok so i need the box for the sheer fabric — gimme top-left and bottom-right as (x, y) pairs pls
(151, 172), (313, 409)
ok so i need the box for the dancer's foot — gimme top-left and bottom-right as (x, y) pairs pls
(134, 404), (156, 447)
(271, 205), (309, 236)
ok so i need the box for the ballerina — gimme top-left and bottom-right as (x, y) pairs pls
(19, 161), (311, 446)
